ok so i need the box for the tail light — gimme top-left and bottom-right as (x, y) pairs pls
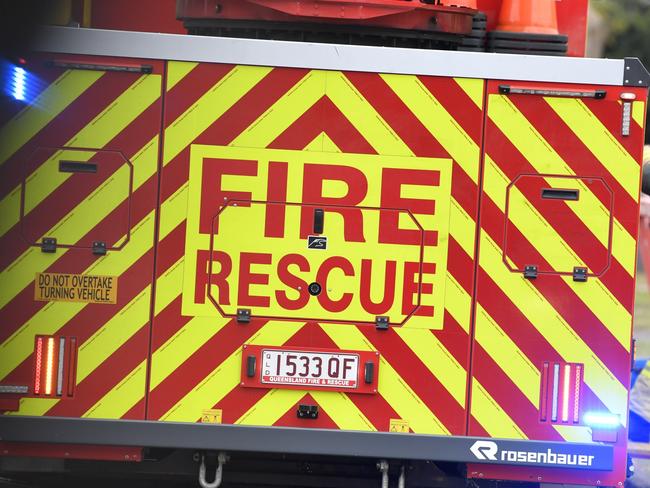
(33, 335), (77, 398)
(539, 361), (583, 424)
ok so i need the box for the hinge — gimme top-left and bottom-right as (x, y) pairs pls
(41, 237), (57, 253)
(573, 267), (588, 282)
(92, 241), (107, 256)
(236, 308), (251, 324)
(523, 265), (538, 280)
(375, 316), (389, 330)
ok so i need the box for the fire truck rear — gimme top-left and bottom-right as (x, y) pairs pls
(0, 1), (648, 486)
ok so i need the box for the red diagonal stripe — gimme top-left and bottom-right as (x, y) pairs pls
(471, 341), (564, 441)
(0, 174), (157, 346)
(0, 95), (162, 269)
(46, 325), (149, 419)
(361, 326), (466, 434)
(2, 240), (154, 391)
(418, 76), (484, 146)
(216, 323), (317, 424)
(0, 71), (139, 199)
(486, 119), (634, 311)
(479, 196), (629, 384)
(163, 63), (234, 125)
(476, 265), (612, 418)
(343, 72), (447, 157)
(195, 67), (311, 148)
(510, 94), (639, 238)
(582, 96), (645, 157)
(269, 96), (375, 154)
(147, 319), (267, 420)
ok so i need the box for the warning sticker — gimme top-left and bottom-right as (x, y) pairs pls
(389, 419), (410, 433)
(34, 273), (118, 304)
(201, 409), (223, 424)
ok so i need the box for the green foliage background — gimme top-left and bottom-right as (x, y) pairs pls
(594, 0), (650, 142)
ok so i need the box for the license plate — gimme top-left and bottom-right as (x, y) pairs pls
(261, 349), (359, 389)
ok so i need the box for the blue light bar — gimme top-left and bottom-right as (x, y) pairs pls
(584, 412), (620, 429)
(3, 61), (42, 103)
(12, 66), (26, 101)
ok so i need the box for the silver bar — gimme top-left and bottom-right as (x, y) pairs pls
(622, 102), (632, 136)
(551, 363), (560, 422)
(0, 385), (29, 394)
(57, 337), (66, 397)
(33, 26), (626, 87)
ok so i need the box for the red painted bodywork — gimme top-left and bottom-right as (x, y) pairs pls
(0, 442), (142, 461)
(85, 0), (587, 56)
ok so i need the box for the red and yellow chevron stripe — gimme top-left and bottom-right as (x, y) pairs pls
(468, 80), (646, 485)
(0, 53), (646, 487)
(0, 54), (164, 419)
(146, 62), (482, 437)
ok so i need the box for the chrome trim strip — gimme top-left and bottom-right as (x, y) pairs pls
(33, 26), (626, 86)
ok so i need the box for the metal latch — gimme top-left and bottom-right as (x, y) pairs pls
(573, 267), (588, 282)
(92, 241), (107, 256)
(523, 265), (538, 280)
(376, 316), (389, 330)
(297, 404), (319, 419)
(236, 308), (251, 324)
(313, 208), (324, 234)
(41, 237), (57, 253)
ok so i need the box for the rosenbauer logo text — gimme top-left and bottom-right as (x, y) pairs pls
(470, 440), (595, 467)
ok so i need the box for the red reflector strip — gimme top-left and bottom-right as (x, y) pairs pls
(67, 337), (77, 397)
(573, 364), (582, 423)
(34, 337), (43, 395)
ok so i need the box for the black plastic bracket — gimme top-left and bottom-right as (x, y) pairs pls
(573, 267), (588, 282)
(375, 316), (389, 330)
(246, 355), (256, 378)
(523, 265), (538, 280)
(297, 404), (319, 419)
(624, 58), (650, 87)
(92, 241), (107, 256)
(236, 309), (251, 324)
(41, 237), (57, 253)
(364, 362), (375, 384)
(313, 208), (324, 234)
